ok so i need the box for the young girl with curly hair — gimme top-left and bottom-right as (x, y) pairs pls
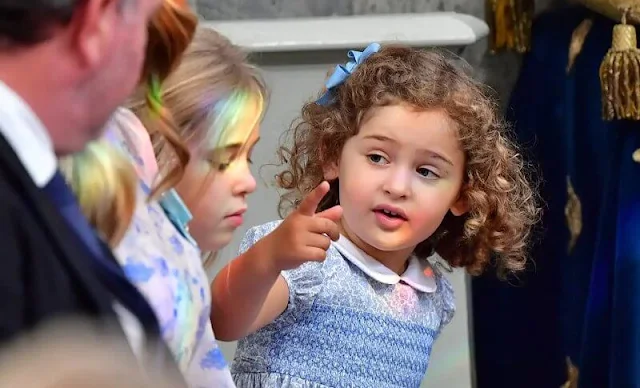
(211, 42), (540, 387)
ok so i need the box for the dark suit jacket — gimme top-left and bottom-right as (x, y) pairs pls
(0, 132), (121, 340)
(0, 131), (186, 384)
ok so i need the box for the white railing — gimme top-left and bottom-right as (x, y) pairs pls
(203, 13), (489, 52)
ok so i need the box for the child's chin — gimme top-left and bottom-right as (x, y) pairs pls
(359, 231), (414, 252)
(200, 231), (233, 253)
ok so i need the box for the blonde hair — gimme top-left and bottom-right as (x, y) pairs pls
(129, 27), (267, 172)
(129, 27), (267, 265)
(58, 140), (138, 247)
(138, 0), (198, 198)
(59, 0), (197, 246)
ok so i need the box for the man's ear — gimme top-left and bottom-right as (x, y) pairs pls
(70, 0), (118, 68)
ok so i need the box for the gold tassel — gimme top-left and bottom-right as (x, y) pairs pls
(599, 7), (640, 121)
(567, 19), (594, 73)
(565, 176), (582, 254)
(486, 0), (535, 53)
(560, 357), (579, 388)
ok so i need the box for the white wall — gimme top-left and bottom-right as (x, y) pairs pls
(208, 50), (475, 388)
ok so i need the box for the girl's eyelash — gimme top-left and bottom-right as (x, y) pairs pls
(367, 153), (387, 163)
(365, 154), (440, 179)
(417, 167), (440, 179)
(212, 156), (252, 171)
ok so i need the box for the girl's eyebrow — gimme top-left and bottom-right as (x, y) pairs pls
(206, 136), (262, 157)
(362, 134), (453, 166)
(418, 149), (453, 166)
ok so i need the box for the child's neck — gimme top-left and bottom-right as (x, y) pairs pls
(338, 219), (413, 276)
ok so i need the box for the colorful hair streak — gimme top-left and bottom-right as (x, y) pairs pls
(145, 72), (191, 199)
(148, 74), (164, 116)
(59, 141), (138, 247)
(203, 88), (264, 153)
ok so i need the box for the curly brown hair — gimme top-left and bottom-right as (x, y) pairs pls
(276, 44), (540, 277)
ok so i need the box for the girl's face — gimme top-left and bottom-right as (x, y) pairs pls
(176, 112), (260, 253)
(324, 104), (467, 272)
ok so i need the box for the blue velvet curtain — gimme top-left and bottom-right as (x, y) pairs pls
(472, 6), (640, 387)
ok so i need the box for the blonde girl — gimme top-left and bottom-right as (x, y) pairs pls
(62, 25), (266, 387)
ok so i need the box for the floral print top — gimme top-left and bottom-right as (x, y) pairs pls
(104, 108), (234, 388)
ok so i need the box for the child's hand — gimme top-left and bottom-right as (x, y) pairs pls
(262, 181), (342, 272)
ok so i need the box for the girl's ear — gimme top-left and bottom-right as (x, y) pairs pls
(323, 161), (339, 181)
(450, 189), (468, 217)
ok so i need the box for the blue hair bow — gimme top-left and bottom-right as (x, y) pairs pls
(316, 42), (381, 106)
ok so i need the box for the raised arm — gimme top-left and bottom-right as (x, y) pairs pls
(210, 181), (342, 341)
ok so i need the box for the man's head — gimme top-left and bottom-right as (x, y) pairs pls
(0, 0), (162, 155)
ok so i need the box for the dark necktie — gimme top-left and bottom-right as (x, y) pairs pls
(41, 170), (160, 333)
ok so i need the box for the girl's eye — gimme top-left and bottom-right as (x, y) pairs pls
(208, 152), (237, 172)
(213, 156), (252, 171)
(367, 154), (388, 165)
(417, 167), (439, 179)
(206, 154), (232, 171)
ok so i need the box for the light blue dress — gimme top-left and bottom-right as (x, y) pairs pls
(231, 220), (456, 388)
(104, 108), (235, 388)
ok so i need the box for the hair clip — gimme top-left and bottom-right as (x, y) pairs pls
(316, 42), (381, 106)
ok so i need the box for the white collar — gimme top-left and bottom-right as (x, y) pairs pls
(0, 81), (56, 187)
(332, 235), (437, 293)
